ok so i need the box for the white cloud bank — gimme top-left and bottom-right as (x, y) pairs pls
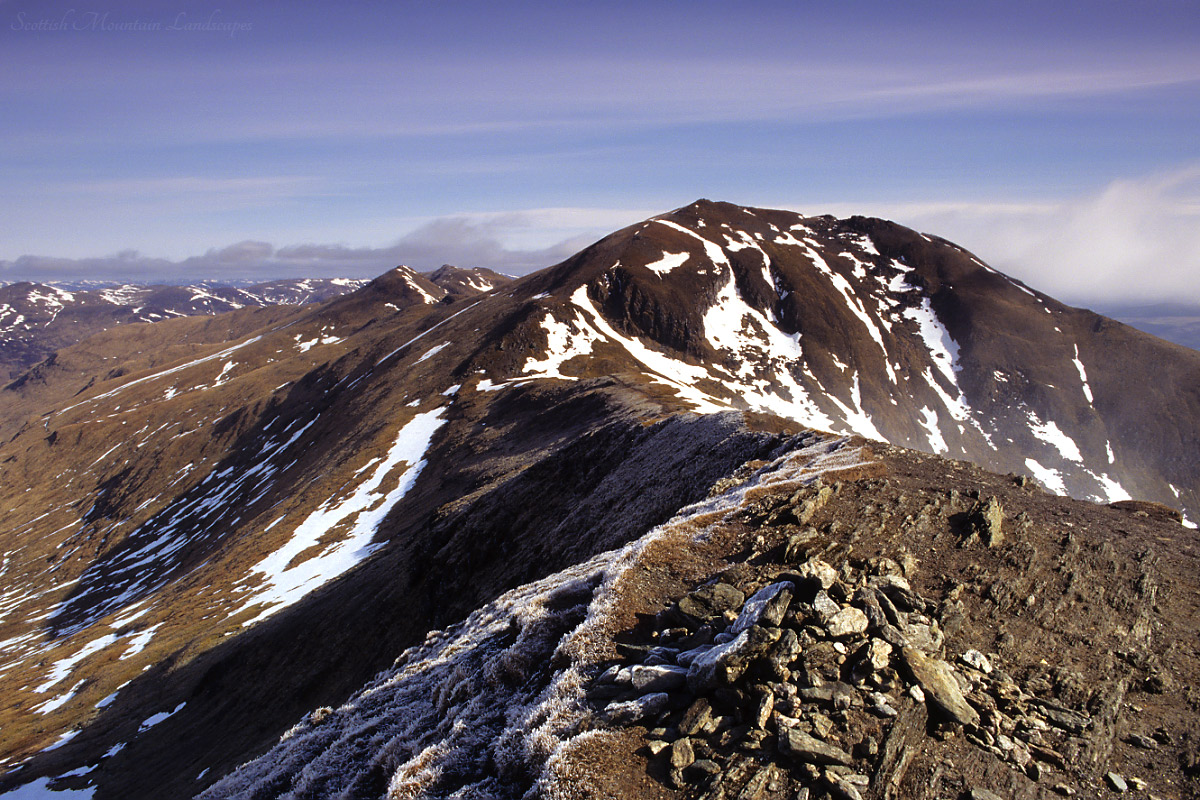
(815, 164), (1200, 306)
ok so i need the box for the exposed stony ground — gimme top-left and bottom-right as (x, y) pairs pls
(575, 444), (1200, 800)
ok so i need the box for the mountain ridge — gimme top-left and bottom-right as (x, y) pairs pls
(0, 201), (1195, 799)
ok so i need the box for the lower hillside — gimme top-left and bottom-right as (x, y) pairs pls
(189, 431), (1198, 800)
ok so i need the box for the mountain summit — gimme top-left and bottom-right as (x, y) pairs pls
(0, 202), (1196, 800)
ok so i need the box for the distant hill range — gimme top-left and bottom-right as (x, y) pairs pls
(1095, 302), (1200, 353)
(0, 267), (511, 383)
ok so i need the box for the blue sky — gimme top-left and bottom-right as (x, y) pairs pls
(2, 0), (1199, 303)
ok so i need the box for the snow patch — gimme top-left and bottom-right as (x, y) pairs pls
(138, 702), (186, 732)
(1026, 411), (1084, 463)
(0, 776), (94, 798)
(902, 297), (960, 382)
(1024, 459), (1066, 495)
(235, 408), (448, 627)
(415, 342), (451, 364)
(516, 312), (603, 382)
(917, 407), (948, 454)
(644, 251), (690, 276)
(1071, 345), (1094, 404)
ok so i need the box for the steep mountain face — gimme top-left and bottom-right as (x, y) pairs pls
(0, 203), (1195, 800)
(509, 201), (1197, 517)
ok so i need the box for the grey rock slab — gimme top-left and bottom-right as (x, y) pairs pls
(824, 770), (865, 800)
(604, 691), (670, 725)
(730, 581), (794, 635)
(630, 664), (689, 692)
(901, 646), (980, 727)
(826, 607), (869, 638)
(670, 737), (695, 770)
(678, 697), (713, 736)
(687, 625), (780, 692)
(676, 644), (716, 667)
(863, 639), (893, 671)
(813, 591), (841, 622)
(961, 649), (993, 674)
(777, 725), (854, 766)
(1030, 699), (1090, 734)
(969, 789), (1005, 800)
(796, 558), (839, 589)
(679, 582), (746, 621)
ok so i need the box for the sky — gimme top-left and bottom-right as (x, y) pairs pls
(1, 0), (1199, 305)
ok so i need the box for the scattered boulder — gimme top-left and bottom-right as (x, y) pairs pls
(604, 692), (670, 725)
(630, 664), (688, 693)
(969, 789), (1004, 800)
(679, 582), (746, 622)
(966, 496), (1005, 547)
(796, 558), (839, 589)
(670, 737), (695, 770)
(587, 503), (1142, 800)
(961, 649), (993, 674)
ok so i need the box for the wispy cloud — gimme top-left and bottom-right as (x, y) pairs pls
(49, 176), (317, 197)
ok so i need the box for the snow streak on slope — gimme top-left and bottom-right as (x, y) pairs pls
(902, 297), (960, 384)
(1026, 411), (1084, 463)
(199, 434), (872, 800)
(1072, 345), (1094, 404)
(48, 411), (326, 634)
(56, 335), (265, 417)
(644, 251), (690, 276)
(700, 264), (837, 432)
(235, 407), (448, 627)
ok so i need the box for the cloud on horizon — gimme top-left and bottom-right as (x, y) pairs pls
(0, 213), (630, 285)
(3, 170), (1197, 306)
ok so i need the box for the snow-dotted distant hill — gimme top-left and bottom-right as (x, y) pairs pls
(0, 203), (1195, 800)
(0, 278), (366, 384)
(0, 267), (512, 384)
